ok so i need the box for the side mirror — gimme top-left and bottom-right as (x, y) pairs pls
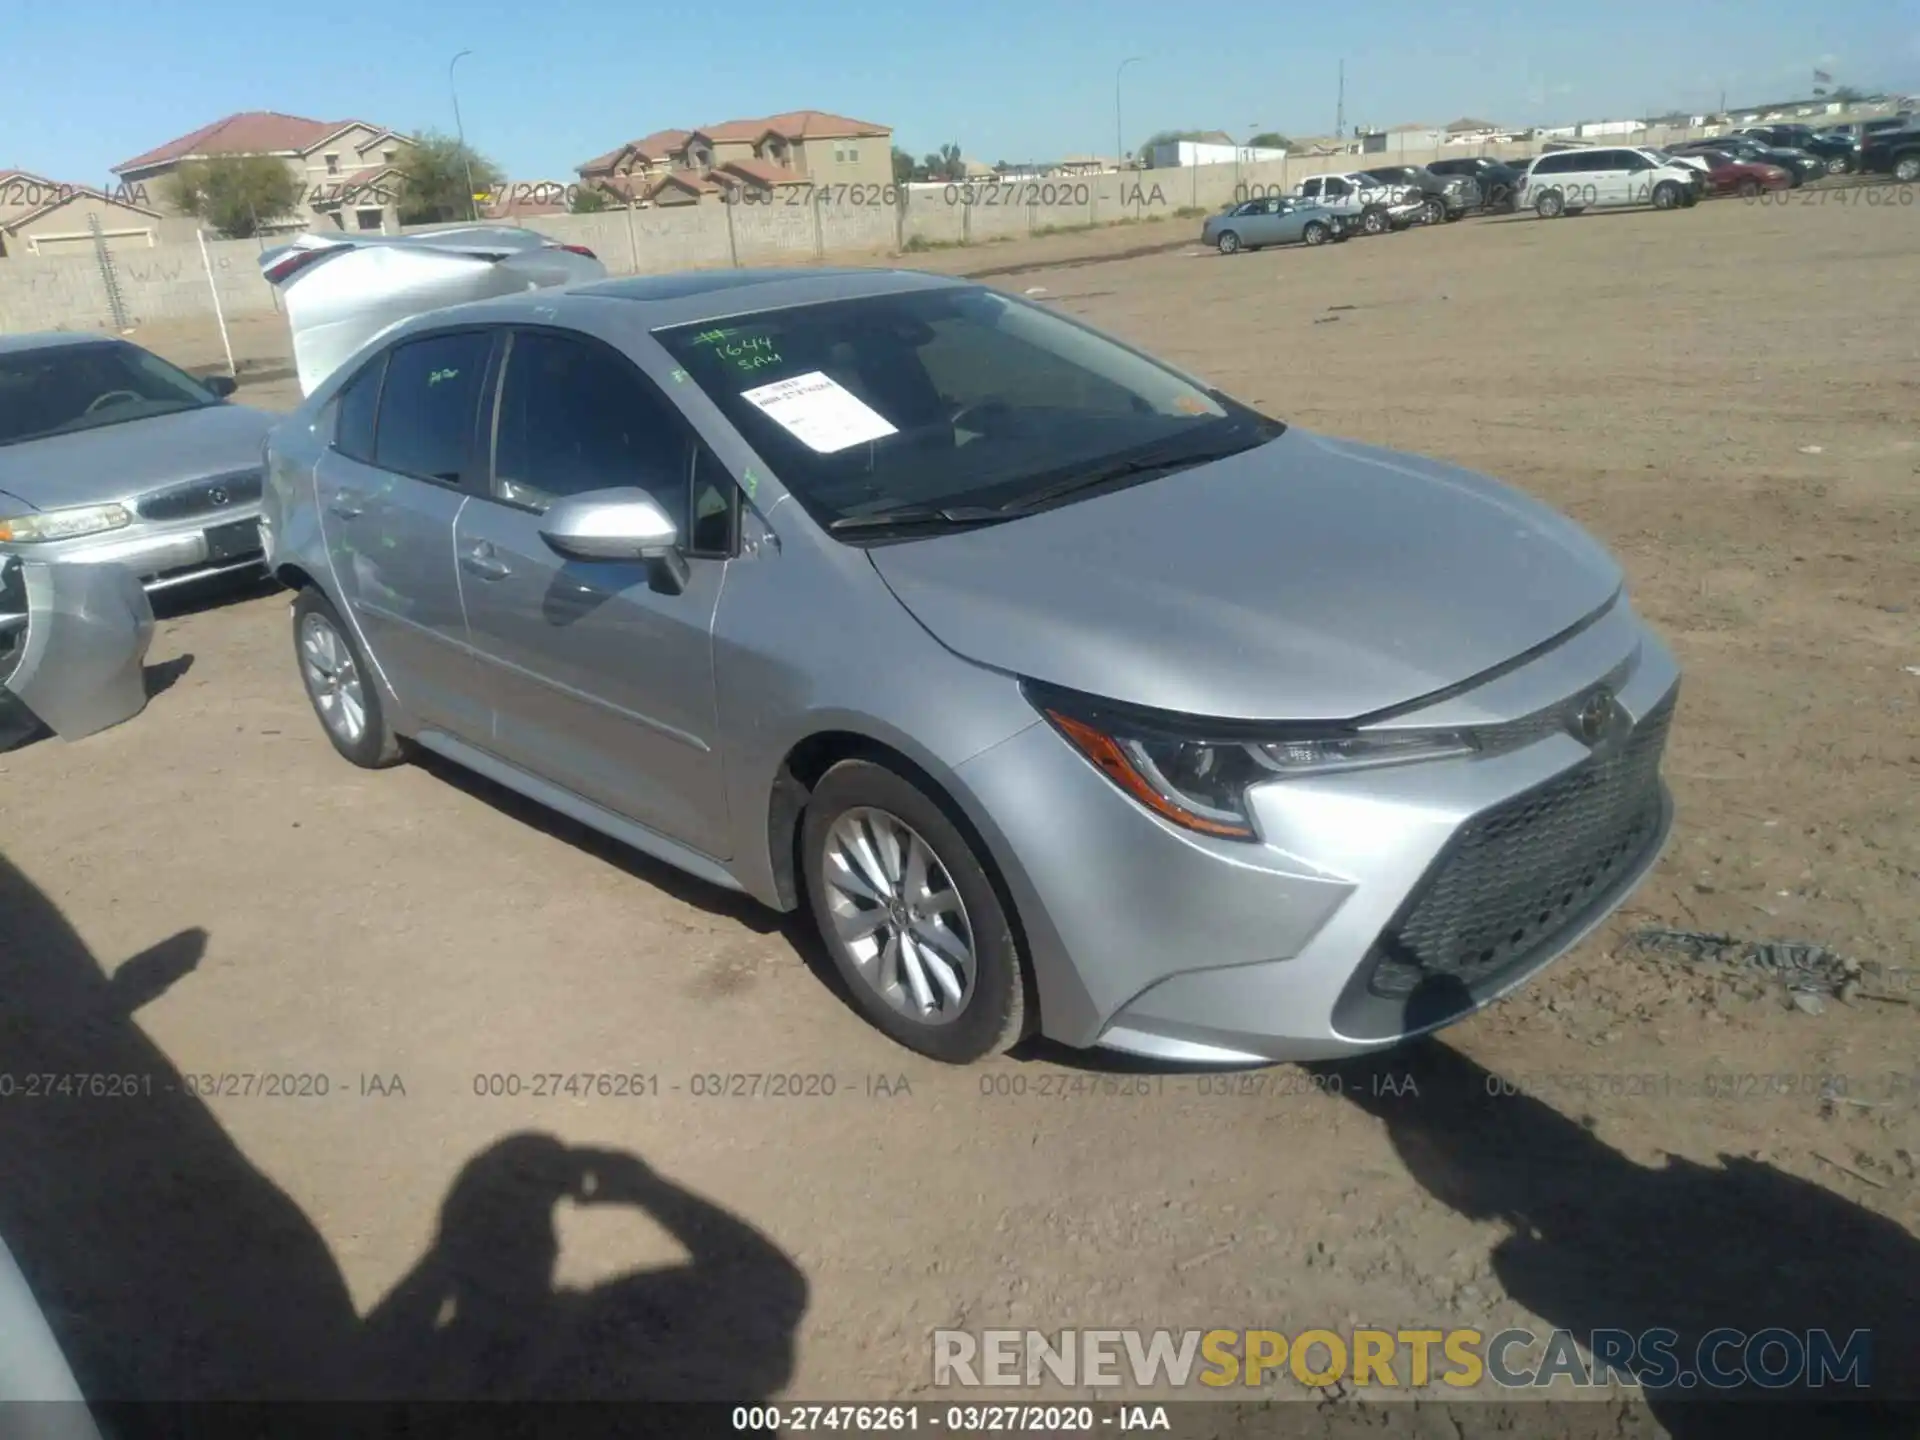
(538, 488), (690, 592)
(202, 374), (238, 398)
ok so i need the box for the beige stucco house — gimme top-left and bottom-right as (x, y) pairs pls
(577, 111), (892, 206)
(0, 171), (194, 257)
(111, 112), (417, 235)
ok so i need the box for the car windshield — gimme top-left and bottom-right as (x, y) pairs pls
(654, 286), (1284, 533)
(0, 341), (219, 447)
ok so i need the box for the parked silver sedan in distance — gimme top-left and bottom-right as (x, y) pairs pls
(0, 334), (277, 595)
(1202, 195), (1347, 254)
(263, 268), (1680, 1066)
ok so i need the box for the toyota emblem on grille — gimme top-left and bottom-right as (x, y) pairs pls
(1572, 688), (1614, 744)
(207, 486), (231, 507)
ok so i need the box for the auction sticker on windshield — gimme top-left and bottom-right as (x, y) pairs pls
(741, 371), (898, 454)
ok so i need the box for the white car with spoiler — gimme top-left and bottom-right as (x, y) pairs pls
(259, 226), (608, 396)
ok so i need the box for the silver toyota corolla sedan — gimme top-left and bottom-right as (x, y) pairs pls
(262, 268), (1680, 1065)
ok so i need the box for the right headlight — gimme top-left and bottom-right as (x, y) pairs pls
(1028, 682), (1479, 841)
(0, 503), (132, 544)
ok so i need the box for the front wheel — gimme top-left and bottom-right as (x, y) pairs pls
(1652, 180), (1682, 210)
(293, 588), (402, 769)
(1360, 205), (1388, 235)
(1825, 154), (1850, 175)
(801, 760), (1031, 1064)
(1215, 229), (1241, 255)
(1419, 196), (1445, 225)
(1535, 189), (1566, 218)
(1302, 220), (1330, 245)
(1894, 154), (1920, 184)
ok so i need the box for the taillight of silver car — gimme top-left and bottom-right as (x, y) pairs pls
(262, 248), (335, 285)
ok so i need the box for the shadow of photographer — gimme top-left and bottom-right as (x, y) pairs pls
(1314, 984), (1918, 1437)
(0, 848), (807, 1405)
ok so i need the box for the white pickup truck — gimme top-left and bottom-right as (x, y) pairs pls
(1291, 172), (1426, 236)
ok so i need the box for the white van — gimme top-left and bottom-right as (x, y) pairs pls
(1515, 148), (1703, 217)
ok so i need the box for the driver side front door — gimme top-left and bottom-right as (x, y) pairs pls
(452, 327), (738, 858)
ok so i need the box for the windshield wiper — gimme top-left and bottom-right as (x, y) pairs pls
(999, 434), (1267, 515)
(828, 504), (1010, 535)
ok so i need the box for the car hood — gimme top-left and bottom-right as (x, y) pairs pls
(0, 404), (276, 513)
(865, 429), (1623, 722)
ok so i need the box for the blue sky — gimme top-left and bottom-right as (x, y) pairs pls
(5, 0), (1916, 186)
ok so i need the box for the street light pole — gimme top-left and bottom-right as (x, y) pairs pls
(450, 49), (478, 222)
(1115, 56), (1144, 169)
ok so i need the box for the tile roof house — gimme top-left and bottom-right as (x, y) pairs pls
(577, 110), (892, 205)
(0, 170), (175, 257)
(111, 111), (417, 235)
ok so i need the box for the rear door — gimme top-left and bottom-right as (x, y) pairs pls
(314, 328), (494, 739)
(452, 327), (735, 856)
(1558, 150), (1613, 208)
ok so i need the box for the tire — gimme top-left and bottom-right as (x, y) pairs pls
(1535, 189), (1565, 218)
(801, 759), (1031, 1064)
(1894, 154), (1920, 184)
(1302, 221), (1329, 246)
(292, 588), (402, 769)
(1360, 205), (1388, 235)
(1738, 178), (1760, 199)
(1652, 181), (1681, 210)
(1419, 196), (1445, 226)
(1826, 154), (1849, 175)
(1215, 230), (1241, 255)
(1442, 208), (1465, 222)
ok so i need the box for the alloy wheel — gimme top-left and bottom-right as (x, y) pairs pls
(299, 612), (367, 745)
(821, 806), (977, 1026)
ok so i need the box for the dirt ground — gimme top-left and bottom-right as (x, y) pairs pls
(3, 191), (1917, 1429)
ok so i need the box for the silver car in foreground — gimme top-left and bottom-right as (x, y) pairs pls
(263, 268), (1680, 1065)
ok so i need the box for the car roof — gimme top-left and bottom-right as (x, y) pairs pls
(570, 266), (964, 323)
(358, 266), (977, 357)
(0, 332), (126, 357)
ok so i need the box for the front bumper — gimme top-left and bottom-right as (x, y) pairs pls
(955, 597), (1681, 1063)
(0, 509), (266, 594)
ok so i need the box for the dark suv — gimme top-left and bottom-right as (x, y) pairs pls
(1425, 156), (1526, 211)
(1857, 121), (1920, 183)
(1357, 165), (1482, 223)
(1734, 124), (1856, 174)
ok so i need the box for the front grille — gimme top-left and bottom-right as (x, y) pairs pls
(1365, 693), (1675, 998)
(136, 471), (262, 523)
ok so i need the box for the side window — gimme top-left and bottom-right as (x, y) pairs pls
(490, 330), (691, 523)
(372, 332), (491, 486)
(332, 353), (385, 463)
(1324, 177), (1350, 197)
(1298, 178), (1320, 198)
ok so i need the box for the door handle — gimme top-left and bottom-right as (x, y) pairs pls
(328, 491), (365, 519)
(460, 543), (512, 581)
